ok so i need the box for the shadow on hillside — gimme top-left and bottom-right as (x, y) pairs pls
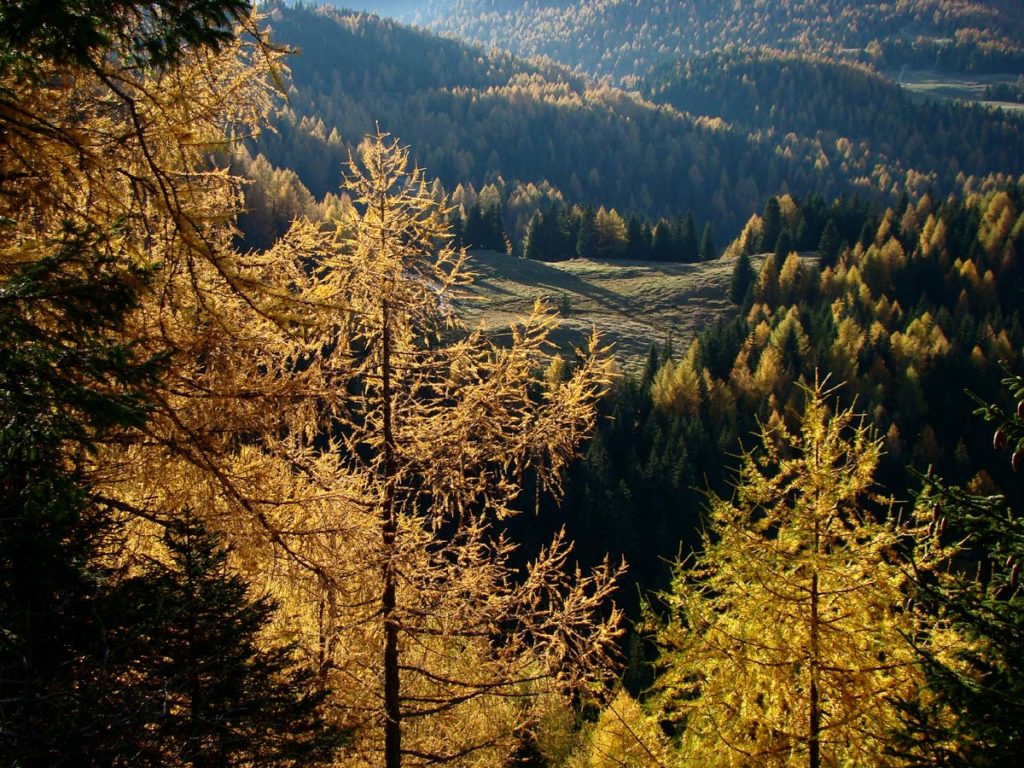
(467, 251), (655, 318)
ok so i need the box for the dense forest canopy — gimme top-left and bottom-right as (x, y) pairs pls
(245, 3), (1024, 257)
(347, 0), (1024, 82)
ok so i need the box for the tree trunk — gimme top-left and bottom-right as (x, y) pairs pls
(381, 300), (402, 768)
(809, 568), (820, 768)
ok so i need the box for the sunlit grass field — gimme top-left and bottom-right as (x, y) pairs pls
(457, 250), (739, 371)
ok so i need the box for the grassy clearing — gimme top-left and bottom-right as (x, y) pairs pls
(892, 68), (1024, 112)
(455, 250), (739, 372)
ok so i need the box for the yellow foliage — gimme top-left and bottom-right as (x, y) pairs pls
(655, 380), (922, 767)
(6, 27), (623, 761)
(296, 133), (624, 764)
(575, 691), (667, 768)
(890, 312), (950, 370)
(778, 250), (805, 303)
(756, 253), (781, 306)
(777, 193), (800, 230)
(703, 370), (737, 424)
(978, 190), (1016, 260)
(728, 345), (755, 402)
(752, 345), (784, 400)
(651, 343), (703, 416)
(830, 316), (865, 383)
(746, 301), (770, 325)
(751, 319), (772, 350)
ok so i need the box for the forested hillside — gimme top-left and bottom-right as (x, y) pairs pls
(254, 4), (778, 241)
(645, 50), (1024, 184)
(560, 187), (1024, 612)
(360, 0), (1024, 82)
(246, 4), (1024, 256)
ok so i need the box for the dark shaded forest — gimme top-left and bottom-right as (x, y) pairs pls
(245, 4), (1024, 261)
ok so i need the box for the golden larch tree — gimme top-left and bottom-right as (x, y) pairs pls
(291, 132), (623, 767)
(2, 4), (621, 764)
(654, 379), (921, 768)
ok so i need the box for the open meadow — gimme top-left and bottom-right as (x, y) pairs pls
(458, 251), (740, 371)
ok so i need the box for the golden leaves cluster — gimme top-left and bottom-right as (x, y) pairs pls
(4, 11), (621, 764)
(655, 379), (922, 767)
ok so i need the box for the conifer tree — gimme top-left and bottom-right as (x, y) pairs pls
(626, 214), (650, 260)
(308, 132), (622, 767)
(699, 222), (716, 261)
(760, 196), (783, 253)
(576, 205), (599, 259)
(774, 229), (794, 262)
(676, 211), (699, 263)
(651, 219), (674, 262)
(523, 209), (547, 260)
(893, 373), (1024, 766)
(729, 249), (756, 306)
(0, 233), (161, 765)
(595, 207), (628, 259)
(654, 379), (920, 768)
(464, 200), (506, 251)
(120, 510), (344, 767)
(818, 218), (843, 267)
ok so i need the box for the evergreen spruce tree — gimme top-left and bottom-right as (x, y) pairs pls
(728, 249), (756, 306)
(122, 510), (345, 767)
(652, 219), (674, 262)
(641, 344), (661, 388)
(463, 201), (506, 251)
(462, 202), (488, 249)
(774, 229), (794, 262)
(818, 218), (842, 268)
(523, 209), (547, 261)
(893, 374), (1024, 766)
(481, 199), (507, 251)
(626, 214), (649, 260)
(576, 204), (598, 258)
(678, 212), (699, 263)
(0, 233), (161, 766)
(699, 222), (716, 261)
(759, 196), (783, 253)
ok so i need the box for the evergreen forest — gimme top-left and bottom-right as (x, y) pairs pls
(3, 0), (1024, 766)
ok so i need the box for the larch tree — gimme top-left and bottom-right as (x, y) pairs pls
(4, 2), (622, 764)
(0, 1), (347, 763)
(4, 4), (622, 761)
(653, 379), (921, 768)
(283, 132), (624, 767)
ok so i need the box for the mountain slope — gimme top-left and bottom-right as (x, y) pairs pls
(252, 4), (1024, 252)
(643, 50), (1024, 185)
(352, 0), (1024, 82)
